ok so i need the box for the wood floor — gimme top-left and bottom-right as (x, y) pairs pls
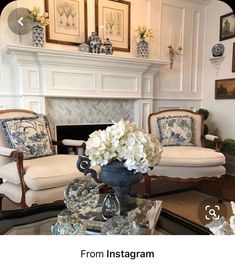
(132, 175), (235, 201)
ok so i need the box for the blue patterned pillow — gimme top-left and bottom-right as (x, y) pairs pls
(1, 115), (54, 159)
(157, 116), (194, 146)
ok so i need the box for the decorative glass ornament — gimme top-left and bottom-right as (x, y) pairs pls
(102, 193), (120, 220)
(64, 177), (100, 214)
(101, 215), (141, 235)
(79, 42), (89, 52)
(51, 209), (87, 235)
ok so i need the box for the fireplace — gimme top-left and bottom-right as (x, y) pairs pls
(56, 123), (112, 154)
(4, 45), (169, 132)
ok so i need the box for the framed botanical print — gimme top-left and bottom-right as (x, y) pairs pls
(220, 12), (235, 41)
(45, 0), (87, 46)
(95, 0), (131, 52)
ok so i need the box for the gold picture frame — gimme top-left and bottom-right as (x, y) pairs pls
(215, 78), (235, 99)
(45, 0), (87, 46)
(95, 0), (131, 52)
(220, 12), (235, 41)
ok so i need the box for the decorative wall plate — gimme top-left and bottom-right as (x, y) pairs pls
(212, 43), (224, 57)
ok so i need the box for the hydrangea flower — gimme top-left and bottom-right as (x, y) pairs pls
(85, 120), (162, 173)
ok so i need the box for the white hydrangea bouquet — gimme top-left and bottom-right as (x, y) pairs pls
(85, 120), (162, 173)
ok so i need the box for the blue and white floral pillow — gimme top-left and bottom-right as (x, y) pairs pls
(1, 115), (54, 159)
(157, 116), (194, 146)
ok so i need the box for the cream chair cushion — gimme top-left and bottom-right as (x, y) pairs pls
(148, 165), (225, 179)
(0, 155), (101, 191)
(159, 146), (225, 167)
(0, 182), (66, 206)
(148, 146), (226, 179)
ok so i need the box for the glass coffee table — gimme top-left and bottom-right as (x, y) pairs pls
(0, 202), (211, 235)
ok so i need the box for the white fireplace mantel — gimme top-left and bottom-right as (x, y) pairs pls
(4, 45), (169, 72)
(3, 44), (169, 129)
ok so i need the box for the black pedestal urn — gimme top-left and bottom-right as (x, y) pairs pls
(77, 156), (144, 213)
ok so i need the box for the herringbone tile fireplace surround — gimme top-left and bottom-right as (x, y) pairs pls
(46, 98), (135, 137)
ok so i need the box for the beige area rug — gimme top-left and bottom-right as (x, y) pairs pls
(156, 190), (233, 226)
(2, 198), (21, 211)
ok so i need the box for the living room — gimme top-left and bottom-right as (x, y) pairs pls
(0, 0), (235, 263)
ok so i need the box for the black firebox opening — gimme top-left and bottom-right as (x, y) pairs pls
(56, 123), (112, 154)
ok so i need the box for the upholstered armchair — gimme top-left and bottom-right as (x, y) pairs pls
(0, 109), (86, 210)
(145, 109), (226, 198)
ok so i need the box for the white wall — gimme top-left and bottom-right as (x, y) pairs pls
(154, 0), (206, 112)
(203, 1), (235, 140)
(202, 1), (235, 175)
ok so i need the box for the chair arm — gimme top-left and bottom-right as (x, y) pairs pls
(0, 147), (16, 157)
(62, 139), (85, 147)
(205, 134), (222, 152)
(9, 150), (28, 204)
(52, 139), (86, 155)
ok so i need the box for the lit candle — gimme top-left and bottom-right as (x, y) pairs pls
(179, 28), (182, 48)
(169, 26), (172, 46)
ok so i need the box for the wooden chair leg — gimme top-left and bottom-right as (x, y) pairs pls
(0, 196), (3, 211)
(144, 175), (152, 196)
(217, 176), (225, 203)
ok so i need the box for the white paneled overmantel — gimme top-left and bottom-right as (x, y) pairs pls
(155, 0), (206, 114)
(3, 44), (169, 129)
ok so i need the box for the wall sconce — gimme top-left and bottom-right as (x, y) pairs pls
(167, 26), (183, 69)
(168, 45), (183, 69)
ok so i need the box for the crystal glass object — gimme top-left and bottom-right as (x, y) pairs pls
(206, 216), (234, 235)
(101, 216), (141, 235)
(51, 209), (87, 235)
(102, 193), (120, 220)
(78, 42), (89, 52)
(64, 177), (99, 214)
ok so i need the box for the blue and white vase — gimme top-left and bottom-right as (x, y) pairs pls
(87, 32), (101, 53)
(137, 37), (149, 58)
(32, 25), (44, 47)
